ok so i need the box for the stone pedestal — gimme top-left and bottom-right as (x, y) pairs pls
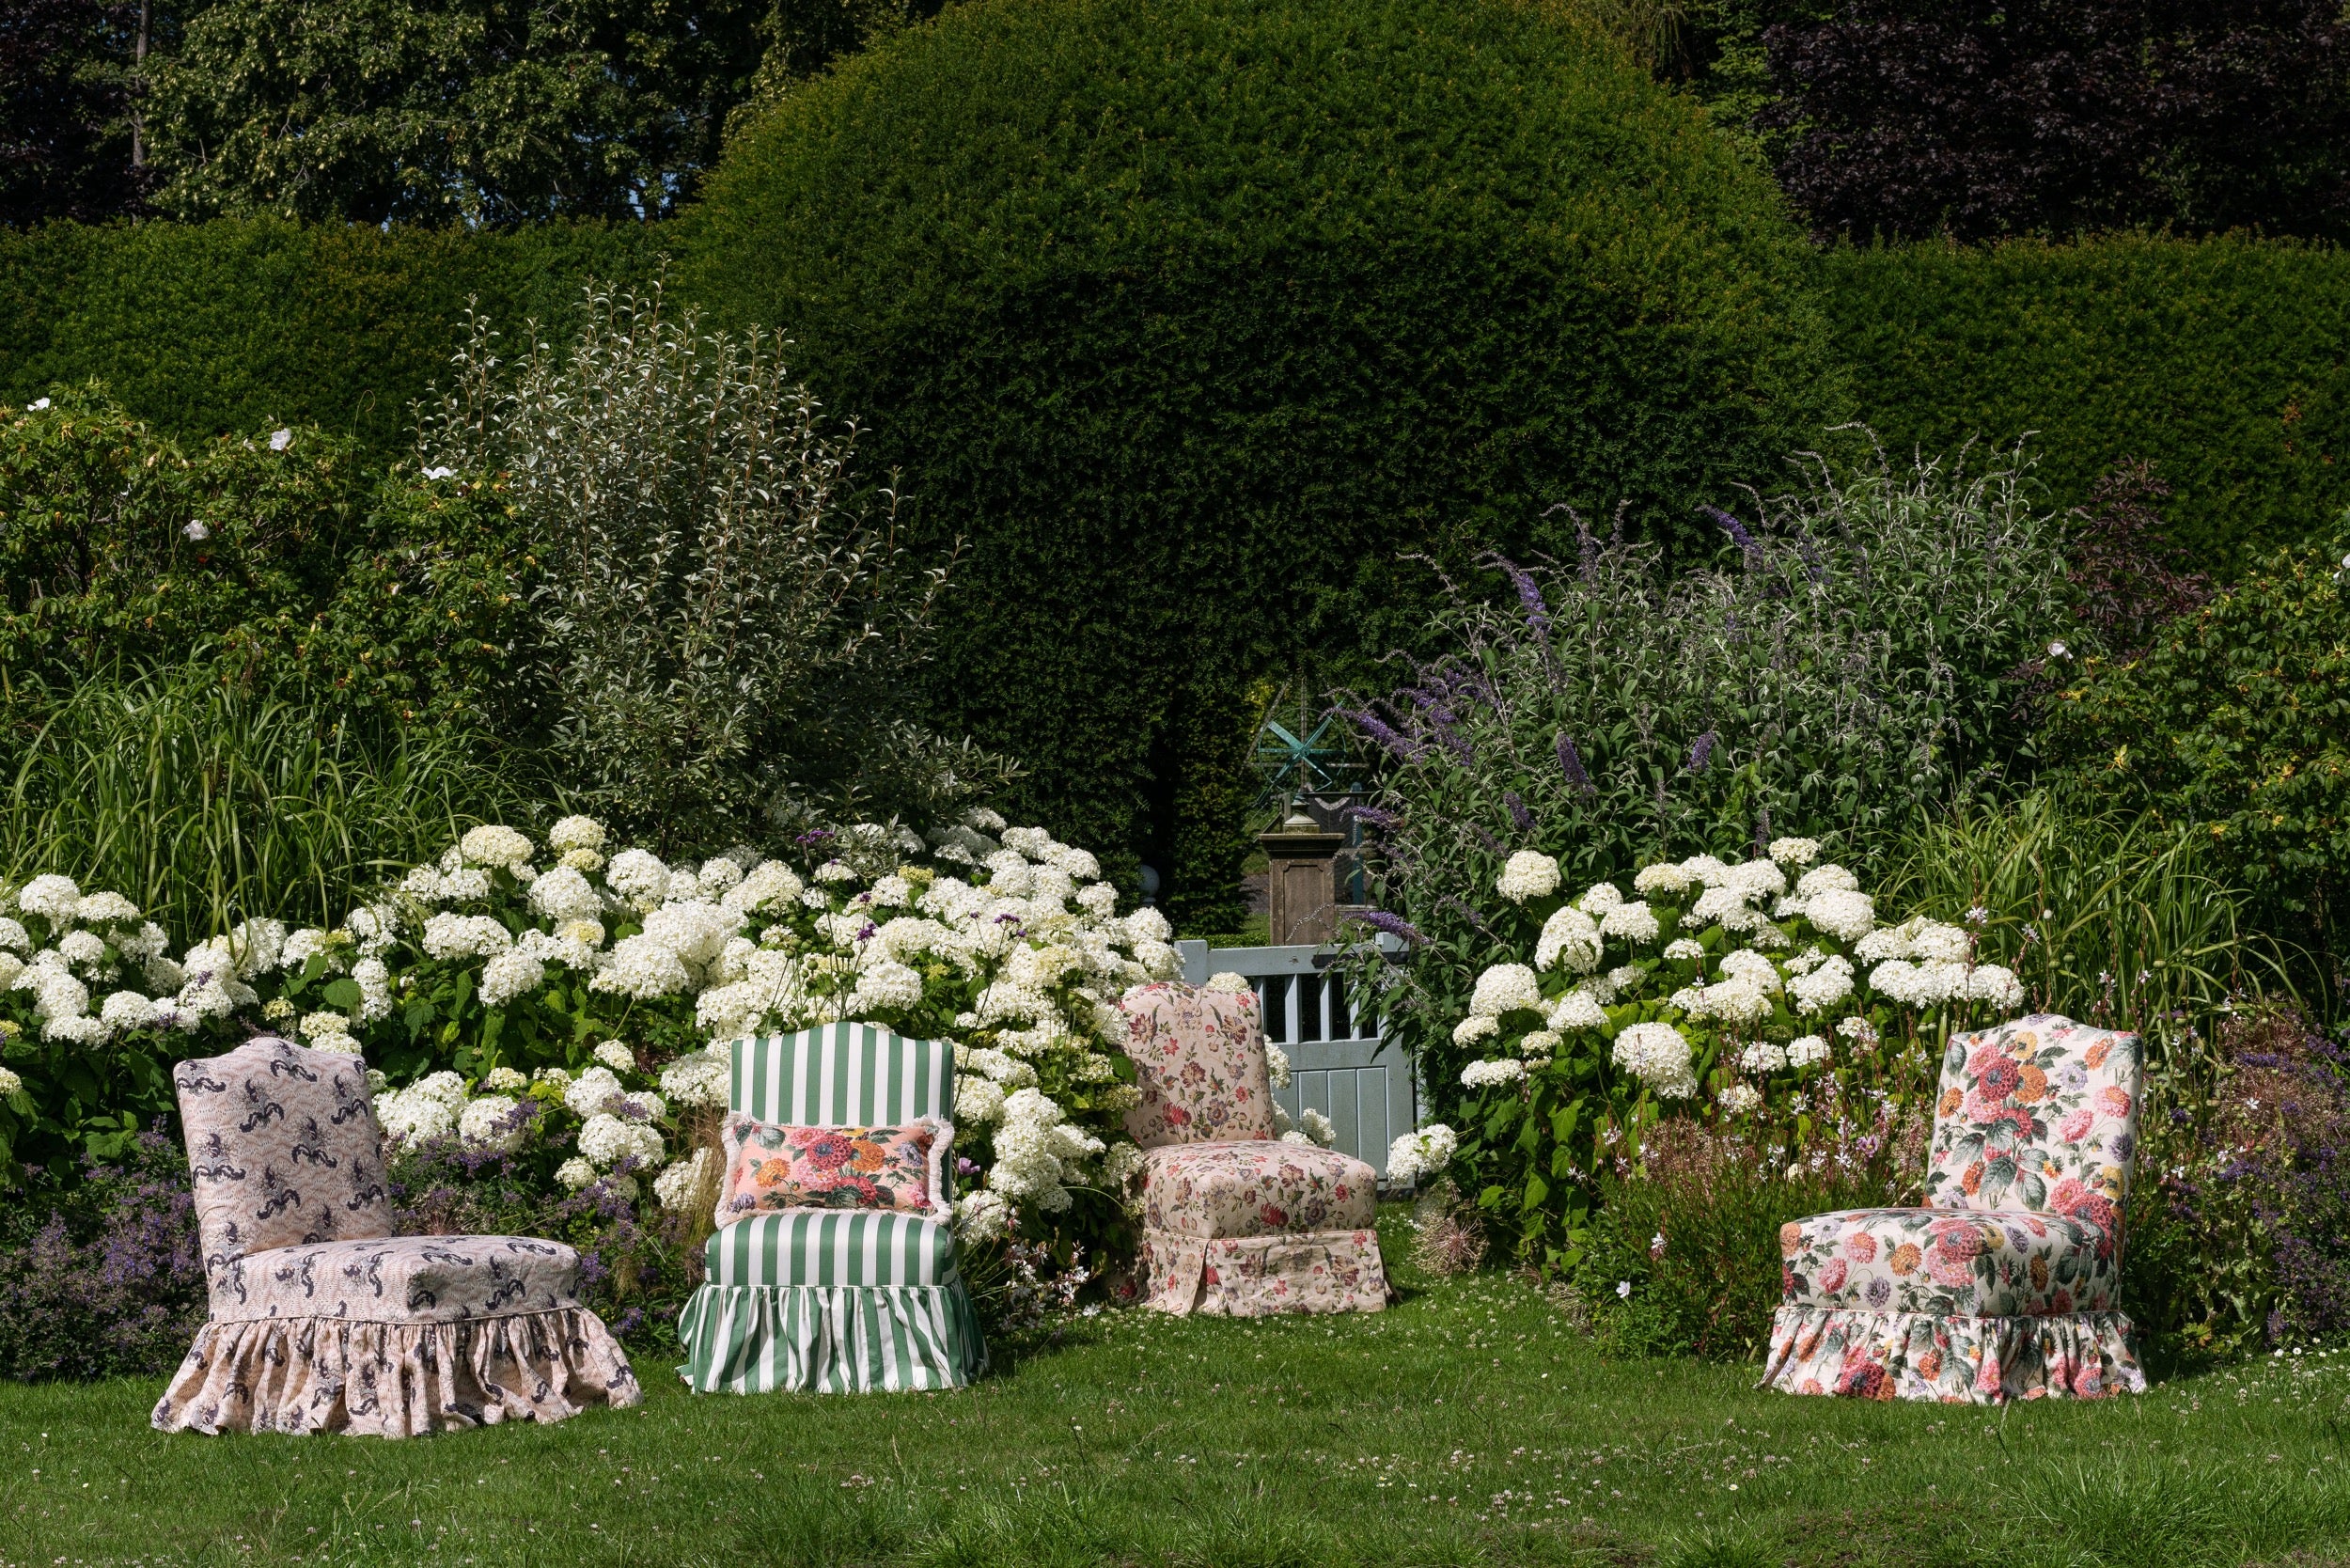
(1261, 826), (1346, 947)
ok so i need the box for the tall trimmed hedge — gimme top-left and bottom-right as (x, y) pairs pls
(679, 0), (1843, 922)
(0, 220), (662, 469)
(1828, 234), (2350, 571)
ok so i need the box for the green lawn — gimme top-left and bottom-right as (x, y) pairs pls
(7, 1210), (2350, 1568)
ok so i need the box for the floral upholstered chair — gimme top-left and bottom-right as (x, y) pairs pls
(1759, 1013), (2147, 1403)
(151, 1036), (641, 1436)
(673, 1023), (987, 1393)
(1119, 981), (1388, 1315)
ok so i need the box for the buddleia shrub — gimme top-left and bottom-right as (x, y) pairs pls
(1341, 443), (2071, 1073)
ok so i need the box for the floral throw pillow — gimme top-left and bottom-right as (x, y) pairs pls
(716, 1115), (953, 1226)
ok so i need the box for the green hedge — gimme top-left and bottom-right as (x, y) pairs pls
(1828, 234), (2350, 571)
(0, 220), (662, 469)
(678, 0), (1841, 920)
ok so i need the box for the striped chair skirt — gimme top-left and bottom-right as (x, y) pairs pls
(676, 1027), (988, 1394)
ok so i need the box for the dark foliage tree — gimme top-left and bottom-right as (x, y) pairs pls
(145, 0), (765, 225)
(0, 0), (147, 222)
(1761, 0), (2350, 242)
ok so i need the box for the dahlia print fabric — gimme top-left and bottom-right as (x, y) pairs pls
(1924, 1014), (2140, 1219)
(717, 1114), (953, 1223)
(1760, 1014), (2147, 1404)
(1120, 982), (1277, 1147)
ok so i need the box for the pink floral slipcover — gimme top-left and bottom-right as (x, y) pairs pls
(1116, 983), (1389, 1317)
(1120, 982), (1277, 1147)
(1760, 1014), (2147, 1404)
(1140, 1141), (1376, 1238)
(152, 1037), (640, 1436)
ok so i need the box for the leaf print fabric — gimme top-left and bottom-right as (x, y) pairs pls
(156, 1036), (640, 1436)
(1762, 1014), (2146, 1404)
(717, 1114), (952, 1223)
(1120, 982), (1276, 1147)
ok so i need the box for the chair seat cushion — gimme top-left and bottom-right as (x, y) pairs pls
(702, 1210), (960, 1288)
(212, 1235), (583, 1324)
(1141, 1139), (1377, 1239)
(1779, 1206), (2120, 1317)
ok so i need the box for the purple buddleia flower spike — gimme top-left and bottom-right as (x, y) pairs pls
(1500, 558), (1550, 635)
(1441, 894), (1492, 932)
(1555, 731), (1594, 797)
(1352, 908), (1428, 947)
(1503, 792), (1534, 834)
(1704, 505), (1762, 566)
(1795, 531), (1825, 584)
(1346, 709), (1419, 760)
(1468, 822), (1501, 853)
(1342, 804), (1402, 830)
(1687, 730), (1716, 774)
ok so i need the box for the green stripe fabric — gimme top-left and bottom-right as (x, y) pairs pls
(727, 1025), (956, 1126)
(704, 1212), (958, 1289)
(676, 1283), (987, 1394)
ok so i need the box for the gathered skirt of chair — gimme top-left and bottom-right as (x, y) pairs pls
(1757, 1306), (2145, 1403)
(151, 1307), (643, 1436)
(1136, 1227), (1389, 1316)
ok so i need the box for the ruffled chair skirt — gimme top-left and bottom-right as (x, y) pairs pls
(1137, 1226), (1389, 1316)
(1758, 1306), (2146, 1403)
(150, 1308), (642, 1436)
(675, 1283), (987, 1394)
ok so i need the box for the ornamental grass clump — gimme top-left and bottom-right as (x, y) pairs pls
(1388, 839), (2024, 1267)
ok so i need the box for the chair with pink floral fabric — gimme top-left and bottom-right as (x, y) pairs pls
(151, 1036), (641, 1436)
(1118, 981), (1388, 1315)
(1760, 1013), (2147, 1403)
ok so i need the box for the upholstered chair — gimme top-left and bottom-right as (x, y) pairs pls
(1760, 1013), (2146, 1403)
(151, 1036), (640, 1436)
(1119, 981), (1388, 1315)
(674, 1023), (987, 1393)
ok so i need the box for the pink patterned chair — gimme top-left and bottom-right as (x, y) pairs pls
(1118, 982), (1388, 1315)
(1760, 1013), (2147, 1403)
(151, 1036), (641, 1436)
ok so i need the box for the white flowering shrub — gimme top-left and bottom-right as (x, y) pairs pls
(2, 808), (1174, 1254)
(1433, 839), (2025, 1264)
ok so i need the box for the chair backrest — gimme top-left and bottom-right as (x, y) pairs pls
(1116, 981), (1276, 1148)
(173, 1036), (393, 1286)
(729, 1023), (957, 1126)
(1923, 1013), (2141, 1230)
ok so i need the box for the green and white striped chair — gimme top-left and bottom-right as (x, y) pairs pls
(675, 1025), (988, 1394)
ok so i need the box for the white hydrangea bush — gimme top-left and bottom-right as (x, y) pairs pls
(1448, 835), (2023, 1152)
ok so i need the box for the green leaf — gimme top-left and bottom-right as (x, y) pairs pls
(321, 978), (364, 1010)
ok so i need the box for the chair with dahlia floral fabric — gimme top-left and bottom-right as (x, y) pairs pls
(1760, 1013), (2148, 1403)
(674, 1023), (987, 1393)
(1119, 982), (1389, 1315)
(150, 1036), (641, 1436)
